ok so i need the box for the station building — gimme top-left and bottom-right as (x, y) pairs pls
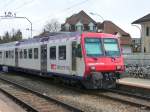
(132, 13), (150, 53)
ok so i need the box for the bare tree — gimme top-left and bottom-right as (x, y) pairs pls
(44, 19), (61, 32)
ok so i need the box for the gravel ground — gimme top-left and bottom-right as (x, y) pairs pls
(0, 91), (26, 112)
(0, 72), (149, 112)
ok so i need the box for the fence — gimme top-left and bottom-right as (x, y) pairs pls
(123, 53), (150, 79)
(123, 53), (150, 66)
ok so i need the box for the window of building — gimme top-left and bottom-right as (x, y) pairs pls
(59, 46), (66, 60)
(71, 25), (75, 31)
(24, 49), (27, 59)
(84, 24), (89, 31)
(81, 26), (83, 31)
(34, 48), (38, 59)
(75, 26), (77, 30)
(20, 50), (23, 59)
(93, 26), (96, 31)
(76, 25), (83, 31)
(146, 26), (149, 36)
(50, 46), (56, 59)
(28, 48), (32, 59)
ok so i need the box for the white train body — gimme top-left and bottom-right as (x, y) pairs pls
(0, 32), (124, 89)
(0, 32), (84, 78)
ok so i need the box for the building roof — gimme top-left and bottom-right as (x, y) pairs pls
(97, 21), (130, 36)
(65, 10), (97, 25)
(132, 13), (150, 24)
(97, 21), (132, 45)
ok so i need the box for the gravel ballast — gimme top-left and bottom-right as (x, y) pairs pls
(0, 72), (149, 112)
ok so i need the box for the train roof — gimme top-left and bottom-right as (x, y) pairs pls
(17, 32), (81, 46)
(0, 32), (116, 47)
(0, 41), (18, 48)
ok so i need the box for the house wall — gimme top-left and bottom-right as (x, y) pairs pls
(65, 23), (70, 31)
(121, 45), (132, 54)
(75, 21), (83, 32)
(64, 22), (96, 32)
(141, 22), (150, 52)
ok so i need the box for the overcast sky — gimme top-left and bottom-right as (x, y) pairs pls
(0, 0), (149, 39)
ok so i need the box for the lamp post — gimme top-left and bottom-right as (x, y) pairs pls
(89, 12), (104, 32)
(16, 17), (32, 38)
(131, 24), (143, 52)
(89, 12), (104, 22)
(0, 12), (32, 38)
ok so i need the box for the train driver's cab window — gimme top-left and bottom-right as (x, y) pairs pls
(50, 46), (56, 60)
(28, 49), (32, 59)
(34, 48), (38, 59)
(59, 46), (66, 60)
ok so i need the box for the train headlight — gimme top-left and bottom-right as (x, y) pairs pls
(90, 66), (96, 71)
(116, 65), (121, 70)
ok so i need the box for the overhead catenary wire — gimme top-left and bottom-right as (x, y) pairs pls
(2, 0), (15, 10)
(0, 0), (90, 38)
(13, 0), (35, 13)
(33, 0), (89, 25)
(64, 0), (89, 10)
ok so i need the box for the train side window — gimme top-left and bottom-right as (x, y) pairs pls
(8, 51), (11, 58)
(11, 50), (14, 58)
(34, 48), (38, 59)
(59, 46), (66, 60)
(4, 51), (6, 58)
(0, 52), (2, 58)
(24, 49), (27, 59)
(50, 46), (56, 60)
(20, 50), (23, 59)
(6, 51), (8, 58)
(28, 48), (32, 59)
(9, 51), (11, 58)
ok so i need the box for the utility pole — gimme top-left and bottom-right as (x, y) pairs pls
(89, 12), (104, 22)
(132, 24), (143, 52)
(0, 12), (32, 38)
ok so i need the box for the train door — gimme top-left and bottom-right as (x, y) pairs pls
(72, 41), (84, 76)
(72, 41), (77, 71)
(15, 48), (18, 67)
(41, 44), (47, 73)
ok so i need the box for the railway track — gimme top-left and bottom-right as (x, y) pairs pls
(0, 72), (150, 111)
(59, 82), (150, 110)
(0, 76), (82, 112)
(93, 88), (150, 110)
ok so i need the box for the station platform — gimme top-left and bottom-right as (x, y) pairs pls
(117, 77), (150, 89)
(0, 92), (25, 112)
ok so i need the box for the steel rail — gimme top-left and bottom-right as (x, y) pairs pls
(0, 73), (150, 110)
(0, 76), (83, 112)
(105, 87), (150, 101)
(93, 90), (150, 110)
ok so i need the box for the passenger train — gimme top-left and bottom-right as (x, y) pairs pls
(0, 32), (125, 89)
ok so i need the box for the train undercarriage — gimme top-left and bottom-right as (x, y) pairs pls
(82, 72), (118, 89)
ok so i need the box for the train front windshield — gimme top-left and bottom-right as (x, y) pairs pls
(103, 38), (120, 57)
(84, 38), (120, 57)
(85, 38), (103, 57)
